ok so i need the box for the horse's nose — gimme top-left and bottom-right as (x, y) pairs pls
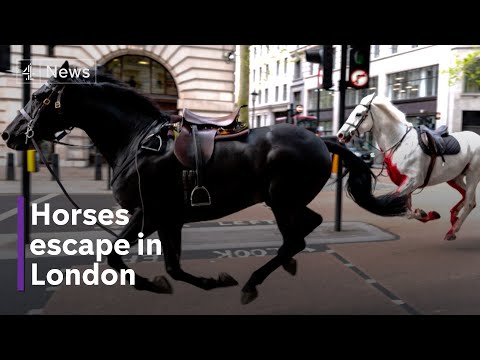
(1, 131), (9, 141)
(338, 132), (344, 140)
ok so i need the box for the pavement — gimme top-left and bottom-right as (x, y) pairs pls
(0, 165), (113, 194)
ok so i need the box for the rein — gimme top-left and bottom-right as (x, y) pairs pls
(30, 137), (119, 239)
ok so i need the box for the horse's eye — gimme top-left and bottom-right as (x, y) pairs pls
(32, 95), (37, 100)
(356, 113), (362, 117)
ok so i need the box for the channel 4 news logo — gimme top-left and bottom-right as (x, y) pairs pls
(17, 59), (97, 84)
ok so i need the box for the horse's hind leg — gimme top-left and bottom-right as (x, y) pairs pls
(158, 223), (239, 290)
(447, 175), (467, 227)
(445, 169), (479, 241)
(107, 210), (173, 294)
(241, 206), (322, 305)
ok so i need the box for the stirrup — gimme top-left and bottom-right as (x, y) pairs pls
(190, 185), (211, 207)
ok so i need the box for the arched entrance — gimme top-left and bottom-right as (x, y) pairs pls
(103, 55), (179, 114)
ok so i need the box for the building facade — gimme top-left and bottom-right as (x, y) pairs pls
(0, 45), (236, 166)
(248, 45), (480, 138)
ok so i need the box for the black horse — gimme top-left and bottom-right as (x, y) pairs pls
(2, 61), (408, 304)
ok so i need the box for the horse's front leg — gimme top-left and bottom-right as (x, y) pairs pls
(158, 223), (239, 290)
(396, 178), (440, 222)
(107, 209), (173, 294)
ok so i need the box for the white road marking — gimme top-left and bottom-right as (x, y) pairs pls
(26, 308), (44, 315)
(0, 193), (59, 222)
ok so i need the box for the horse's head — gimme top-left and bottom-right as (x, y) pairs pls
(2, 61), (73, 150)
(337, 93), (376, 144)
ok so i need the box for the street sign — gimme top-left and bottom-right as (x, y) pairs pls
(350, 69), (369, 88)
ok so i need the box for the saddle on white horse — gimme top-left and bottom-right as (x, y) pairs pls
(415, 125), (461, 187)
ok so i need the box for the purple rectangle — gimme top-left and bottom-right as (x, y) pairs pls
(17, 196), (24, 292)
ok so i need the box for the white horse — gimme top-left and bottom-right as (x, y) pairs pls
(337, 93), (480, 241)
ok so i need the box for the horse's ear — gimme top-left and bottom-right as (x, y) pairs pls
(60, 60), (69, 70)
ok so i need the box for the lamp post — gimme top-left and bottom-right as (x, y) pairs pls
(251, 90), (258, 127)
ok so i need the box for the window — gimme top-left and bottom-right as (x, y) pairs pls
(346, 77), (378, 106)
(253, 69), (255, 83)
(387, 65), (438, 100)
(275, 86), (279, 102)
(464, 60), (480, 93)
(105, 55), (178, 97)
(283, 84), (287, 101)
(259, 67), (262, 81)
(265, 88), (269, 103)
(253, 46), (257, 58)
(258, 90), (261, 104)
(284, 58), (288, 74)
(256, 115), (261, 128)
(391, 45), (398, 54)
(260, 45), (263, 55)
(310, 62), (314, 75)
(276, 60), (280, 76)
(266, 45), (270, 54)
(307, 89), (334, 135)
(293, 91), (302, 106)
(266, 64), (269, 80)
(308, 89), (334, 110)
(294, 60), (301, 79)
(373, 45), (380, 58)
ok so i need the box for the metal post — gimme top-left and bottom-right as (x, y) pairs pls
(21, 45), (31, 244)
(316, 88), (321, 128)
(6, 153), (15, 180)
(50, 154), (59, 181)
(95, 150), (102, 180)
(107, 166), (111, 190)
(252, 98), (256, 126)
(335, 45), (348, 232)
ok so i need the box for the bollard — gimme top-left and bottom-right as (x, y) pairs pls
(6, 153), (15, 180)
(50, 154), (60, 181)
(107, 166), (111, 190)
(95, 153), (102, 181)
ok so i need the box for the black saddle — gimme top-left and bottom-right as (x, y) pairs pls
(416, 125), (461, 161)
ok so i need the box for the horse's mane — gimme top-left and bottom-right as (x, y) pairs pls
(372, 96), (410, 125)
(69, 69), (170, 123)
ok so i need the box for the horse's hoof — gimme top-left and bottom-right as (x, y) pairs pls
(282, 258), (297, 276)
(241, 288), (258, 305)
(151, 275), (173, 294)
(415, 208), (428, 218)
(445, 232), (457, 241)
(218, 272), (239, 287)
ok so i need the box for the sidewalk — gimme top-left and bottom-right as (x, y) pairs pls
(0, 165), (396, 195)
(0, 165), (113, 194)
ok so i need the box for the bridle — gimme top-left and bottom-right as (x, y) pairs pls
(18, 81), (119, 240)
(20, 82), (92, 148)
(342, 98), (375, 139)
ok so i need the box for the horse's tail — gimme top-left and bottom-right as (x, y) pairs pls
(324, 140), (408, 217)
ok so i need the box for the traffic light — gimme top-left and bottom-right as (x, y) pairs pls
(0, 45), (10, 73)
(305, 45), (334, 90)
(348, 45), (370, 89)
